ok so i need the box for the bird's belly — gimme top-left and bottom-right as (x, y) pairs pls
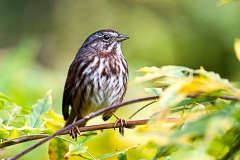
(79, 75), (125, 116)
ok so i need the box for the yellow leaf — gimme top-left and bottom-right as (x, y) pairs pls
(136, 66), (160, 73)
(43, 109), (65, 130)
(180, 77), (224, 94)
(234, 36), (240, 61)
(216, 0), (235, 7)
(130, 66), (190, 86)
(48, 137), (68, 160)
(159, 80), (189, 109)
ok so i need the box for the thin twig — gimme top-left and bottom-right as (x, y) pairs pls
(219, 95), (240, 101)
(128, 100), (157, 120)
(189, 93), (240, 101)
(1, 135), (49, 148)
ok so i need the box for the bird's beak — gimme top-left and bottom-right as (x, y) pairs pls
(117, 34), (130, 42)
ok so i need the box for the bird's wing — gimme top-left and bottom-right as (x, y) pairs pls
(62, 60), (79, 120)
(62, 52), (94, 121)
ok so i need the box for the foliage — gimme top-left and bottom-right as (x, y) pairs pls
(0, 1), (240, 159)
(234, 36), (240, 62)
(1, 65), (240, 160)
(131, 65), (240, 160)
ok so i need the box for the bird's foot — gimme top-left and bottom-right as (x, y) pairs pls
(69, 126), (81, 140)
(112, 113), (127, 136)
(69, 117), (81, 140)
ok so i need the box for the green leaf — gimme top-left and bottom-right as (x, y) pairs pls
(72, 154), (92, 160)
(0, 92), (12, 103)
(0, 100), (4, 109)
(0, 128), (9, 140)
(25, 90), (52, 128)
(76, 132), (98, 145)
(172, 113), (229, 142)
(65, 132), (97, 159)
(48, 137), (69, 160)
(19, 124), (52, 134)
(98, 144), (140, 160)
(1, 103), (23, 127)
(118, 153), (127, 160)
(145, 88), (163, 96)
(153, 144), (178, 159)
(67, 143), (88, 156)
(130, 66), (191, 86)
(164, 156), (172, 160)
(1, 122), (52, 134)
(190, 104), (206, 117)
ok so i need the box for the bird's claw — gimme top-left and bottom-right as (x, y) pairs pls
(69, 126), (81, 140)
(114, 118), (127, 136)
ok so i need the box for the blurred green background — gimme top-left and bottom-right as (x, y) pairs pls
(0, 0), (240, 159)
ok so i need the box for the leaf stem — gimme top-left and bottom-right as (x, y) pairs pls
(86, 151), (96, 160)
(128, 100), (157, 120)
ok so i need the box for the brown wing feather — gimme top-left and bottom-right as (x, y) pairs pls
(62, 50), (94, 122)
(62, 60), (79, 120)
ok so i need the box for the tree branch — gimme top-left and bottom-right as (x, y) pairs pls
(0, 118), (179, 149)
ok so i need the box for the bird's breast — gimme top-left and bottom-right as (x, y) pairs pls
(75, 56), (128, 116)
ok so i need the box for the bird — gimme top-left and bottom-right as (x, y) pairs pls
(62, 29), (129, 139)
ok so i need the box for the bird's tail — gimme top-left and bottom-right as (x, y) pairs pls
(64, 110), (86, 127)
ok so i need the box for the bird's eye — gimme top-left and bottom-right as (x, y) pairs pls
(103, 34), (110, 41)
